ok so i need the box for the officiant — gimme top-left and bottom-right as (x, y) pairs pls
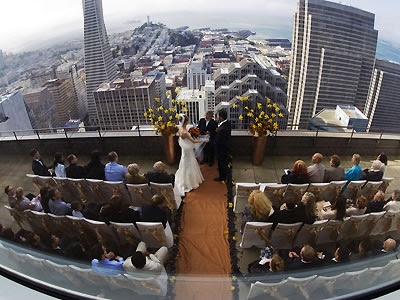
(198, 111), (218, 166)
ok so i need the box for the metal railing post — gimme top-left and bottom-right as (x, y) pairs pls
(348, 128), (355, 144)
(378, 129), (384, 144)
(138, 125), (141, 137)
(13, 132), (18, 141)
(64, 128), (68, 139)
(98, 128), (102, 138)
(35, 130), (40, 140)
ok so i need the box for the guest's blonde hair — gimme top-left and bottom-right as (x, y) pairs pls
(270, 254), (285, 272)
(15, 187), (24, 200)
(248, 190), (273, 218)
(127, 163), (140, 176)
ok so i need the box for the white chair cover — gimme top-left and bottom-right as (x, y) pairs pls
(286, 183), (309, 203)
(308, 183), (331, 202)
(4, 205), (31, 231)
(271, 222), (303, 250)
(126, 184), (153, 207)
(109, 221), (142, 247)
(343, 180), (366, 201)
(26, 174), (42, 192)
(315, 220), (342, 245)
(263, 183), (287, 208)
(102, 181), (133, 207)
(84, 218), (117, 247)
(37, 175), (57, 189)
(307, 273), (345, 299)
(86, 179), (109, 204)
(323, 180), (348, 203)
(247, 280), (288, 299)
(150, 182), (180, 211)
(53, 177), (77, 204)
(123, 273), (165, 296)
(369, 211), (389, 236)
(293, 220), (328, 248)
(389, 210), (400, 232)
(361, 181), (383, 199)
(380, 177), (394, 193)
(136, 222), (167, 248)
(240, 222), (273, 248)
(233, 183), (261, 214)
(67, 178), (93, 206)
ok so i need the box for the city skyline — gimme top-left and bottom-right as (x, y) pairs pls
(0, 0), (399, 53)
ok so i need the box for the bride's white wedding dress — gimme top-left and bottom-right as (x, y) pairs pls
(175, 136), (204, 196)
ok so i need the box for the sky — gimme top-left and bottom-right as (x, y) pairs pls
(0, 0), (399, 53)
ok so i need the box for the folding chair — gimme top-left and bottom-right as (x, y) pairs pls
(323, 180), (347, 204)
(86, 179), (109, 204)
(361, 181), (383, 200)
(102, 181), (132, 207)
(315, 220), (342, 245)
(150, 182), (181, 211)
(233, 183), (260, 214)
(343, 180), (366, 201)
(136, 222), (168, 248)
(293, 220), (328, 248)
(271, 222), (303, 250)
(263, 183), (287, 209)
(240, 222), (273, 248)
(285, 183), (309, 204)
(126, 184), (153, 207)
(307, 183), (331, 202)
(380, 177), (394, 193)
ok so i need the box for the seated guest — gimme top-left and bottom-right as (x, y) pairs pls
(141, 194), (170, 228)
(268, 195), (298, 228)
(48, 188), (72, 216)
(145, 161), (175, 186)
(71, 201), (84, 218)
(361, 160), (383, 182)
(123, 241), (168, 274)
(4, 185), (17, 208)
(38, 187), (50, 213)
(52, 152), (66, 178)
(85, 150), (105, 180)
(384, 189), (400, 211)
(344, 154), (362, 181)
(40, 233), (62, 254)
(346, 195), (368, 216)
(30, 149), (52, 176)
(30, 192), (43, 212)
(1, 228), (15, 241)
(105, 151), (128, 182)
(308, 153), (326, 183)
(372, 238), (397, 255)
(324, 154), (344, 182)
(15, 187), (31, 211)
(365, 190), (387, 214)
(241, 190), (274, 232)
(376, 152), (388, 174)
(66, 154), (86, 179)
(281, 160), (309, 184)
(125, 163), (147, 184)
(329, 247), (351, 264)
(91, 244), (124, 275)
(287, 245), (323, 270)
(292, 192), (317, 224)
(100, 194), (140, 224)
(351, 239), (372, 261)
(321, 195), (347, 220)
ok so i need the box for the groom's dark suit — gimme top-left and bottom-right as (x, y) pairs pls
(198, 117), (218, 165)
(215, 120), (232, 181)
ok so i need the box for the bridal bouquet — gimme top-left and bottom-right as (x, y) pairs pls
(188, 127), (200, 138)
(144, 95), (187, 136)
(236, 96), (285, 137)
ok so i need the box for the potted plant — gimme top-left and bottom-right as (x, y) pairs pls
(237, 97), (285, 165)
(144, 95), (186, 165)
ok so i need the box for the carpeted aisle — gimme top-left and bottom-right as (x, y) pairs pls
(174, 164), (232, 300)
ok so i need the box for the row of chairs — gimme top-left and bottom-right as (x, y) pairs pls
(234, 178), (394, 214)
(1, 243), (167, 297)
(240, 209), (400, 249)
(26, 174), (181, 211)
(247, 258), (400, 299)
(5, 206), (174, 250)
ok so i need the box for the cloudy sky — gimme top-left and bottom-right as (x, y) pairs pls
(0, 0), (399, 53)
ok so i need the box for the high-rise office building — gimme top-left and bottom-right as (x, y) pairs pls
(83, 0), (118, 125)
(46, 79), (79, 125)
(205, 80), (215, 112)
(176, 88), (207, 124)
(93, 77), (156, 130)
(287, 0), (378, 129)
(57, 63), (89, 121)
(364, 59), (400, 133)
(0, 50), (5, 69)
(23, 87), (60, 129)
(0, 91), (33, 136)
(187, 55), (211, 90)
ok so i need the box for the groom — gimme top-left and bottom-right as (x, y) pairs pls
(214, 109), (232, 182)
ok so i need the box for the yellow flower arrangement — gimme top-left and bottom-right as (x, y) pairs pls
(144, 97), (187, 136)
(235, 97), (285, 137)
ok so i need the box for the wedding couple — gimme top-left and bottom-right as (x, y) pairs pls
(175, 110), (232, 196)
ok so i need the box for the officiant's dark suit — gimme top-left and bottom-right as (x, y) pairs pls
(198, 112), (218, 166)
(215, 110), (232, 182)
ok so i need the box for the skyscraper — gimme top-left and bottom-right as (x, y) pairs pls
(365, 59), (400, 133)
(287, 0), (378, 129)
(82, 0), (118, 126)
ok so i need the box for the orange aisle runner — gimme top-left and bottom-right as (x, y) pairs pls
(174, 165), (232, 300)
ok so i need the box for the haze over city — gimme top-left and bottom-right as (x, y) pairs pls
(0, 0), (399, 53)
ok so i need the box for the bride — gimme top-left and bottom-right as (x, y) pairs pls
(175, 114), (205, 196)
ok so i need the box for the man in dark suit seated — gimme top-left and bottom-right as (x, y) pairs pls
(30, 149), (52, 176)
(145, 161), (175, 187)
(361, 160), (384, 182)
(66, 154), (86, 179)
(286, 245), (323, 270)
(198, 111), (218, 166)
(365, 190), (387, 213)
(140, 194), (170, 228)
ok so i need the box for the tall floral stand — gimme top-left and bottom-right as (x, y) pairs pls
(163, 134), (176, 165)
(252, 135), (267, 166)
